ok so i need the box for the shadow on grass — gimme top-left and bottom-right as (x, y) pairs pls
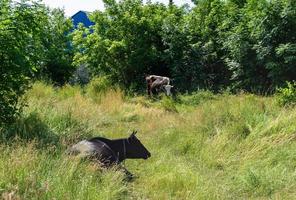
(0, 111), (97, 152)
(0, 112), (60, 149)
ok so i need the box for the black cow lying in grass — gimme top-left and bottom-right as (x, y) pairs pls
(67, 131), (151, 179)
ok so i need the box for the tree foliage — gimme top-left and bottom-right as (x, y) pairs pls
(0, 0), (47, 124)
(0, 0), (72, 125)
(2, 0), (296, 124)
(40, 8), (74, 85)
(73, 0), (296, 93)
(223, 0), (296, 91)
(73, 0), (169, 91)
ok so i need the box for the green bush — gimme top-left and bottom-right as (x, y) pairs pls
(0, 1), (49, 125)
(0, 1), (72, 125)
(85, 76), (113, 102)
(160, 96), (178, 112)
(277, 81), (296, 106)
(179, 90), (216, 106)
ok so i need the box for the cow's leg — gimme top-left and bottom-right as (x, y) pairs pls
(118, 165), (134, 181)
(147, 85), (151, 96)
(147, 80), (154, 97)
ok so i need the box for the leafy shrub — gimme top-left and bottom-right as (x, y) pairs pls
(0, 1), (49, 125)
(40, 8), (74, 85)
(160, 96), (178, 112)
(0, 1), (72, 125)
(179, 90), (216, 106)
(277, 81), (296, 106)
(85, 76), (113, 102)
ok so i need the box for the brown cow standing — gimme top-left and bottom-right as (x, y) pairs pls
(145, 75), (172, 96)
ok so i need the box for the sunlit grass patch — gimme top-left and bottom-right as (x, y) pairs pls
(0, 142), (128, 199)
(2, 82), (296, 199)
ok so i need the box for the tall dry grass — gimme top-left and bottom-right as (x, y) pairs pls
(1, 82), (296, 199)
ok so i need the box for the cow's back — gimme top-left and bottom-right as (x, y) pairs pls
(67, 139), (118, 166)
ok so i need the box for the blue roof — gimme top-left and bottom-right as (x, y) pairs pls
(71, 11), (95, 29)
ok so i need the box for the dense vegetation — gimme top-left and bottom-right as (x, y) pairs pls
(1, 82), (296, 199)
(0, 0), (73, 125)
(74, 0), (296, 92)
(1, 0), (296, 124)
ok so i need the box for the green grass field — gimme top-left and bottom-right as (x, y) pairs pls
(1, 82), (296, 199)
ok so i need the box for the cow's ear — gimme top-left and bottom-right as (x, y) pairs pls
(130, 130), (137, 137)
